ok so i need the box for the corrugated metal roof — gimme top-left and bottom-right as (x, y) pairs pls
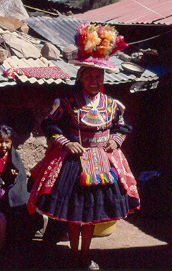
(0, 53), (160, 87)
(74, 0), (172, 25)
(51, 55), (159, 86)
(2, 56), (70, 85)
(0, 16), (170, 87)
(24, 16), (84, 50)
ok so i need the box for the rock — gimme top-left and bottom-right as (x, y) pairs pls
(62, 44), (77, 61)
(0, 16), (29, 34)
(41, 42), (60, 60)
(0, 48), (8, 63)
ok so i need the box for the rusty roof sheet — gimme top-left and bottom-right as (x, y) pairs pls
(74, 0), (172, 25)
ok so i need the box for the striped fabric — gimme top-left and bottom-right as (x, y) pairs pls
(3, 66), (69, 80)
(52, 134), (70, 147)
(80, 147), (118, 186)
(70, 128), (109, 148)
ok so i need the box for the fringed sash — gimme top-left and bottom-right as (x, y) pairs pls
(107, 149), (140, 200)
(80, 147), (118, 186)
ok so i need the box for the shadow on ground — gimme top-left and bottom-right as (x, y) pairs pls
(1, 212), (172, 270)
(0, 240), (172, 270)
(126, 212), (172, 245)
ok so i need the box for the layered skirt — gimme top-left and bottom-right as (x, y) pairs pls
(27, 147), (140, 224)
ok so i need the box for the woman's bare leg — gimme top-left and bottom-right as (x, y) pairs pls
(68, 222), (81, 257)
(80, 224), (94, 263)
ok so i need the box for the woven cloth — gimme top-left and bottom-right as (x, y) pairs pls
(80, 147), (117, 186)
(107, 149), (140, 199)
(3, 66), (69, 80)
(27, 147), (67, 214)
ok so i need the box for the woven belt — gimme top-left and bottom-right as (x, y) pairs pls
(71, 134), (108, 143)
(70, 129), (109, 147)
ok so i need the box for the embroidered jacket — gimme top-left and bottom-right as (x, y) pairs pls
(41, 91), (131, 149)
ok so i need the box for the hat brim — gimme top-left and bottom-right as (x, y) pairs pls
(69, 59), (119, 73)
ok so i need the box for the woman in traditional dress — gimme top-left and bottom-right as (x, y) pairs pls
(28, 23), (140, 270)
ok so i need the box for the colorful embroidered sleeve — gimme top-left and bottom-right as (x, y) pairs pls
(41, 98), (70, 148)
(110, 100), (127, 147)
(111, 113), (126, 147)
(51, 134), (70, 148)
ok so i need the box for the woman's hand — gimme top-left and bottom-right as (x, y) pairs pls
(104, 139), (118, 152)
(63, 142), (85, 155)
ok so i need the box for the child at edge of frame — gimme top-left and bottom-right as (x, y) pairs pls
(0, 124), (43, 256)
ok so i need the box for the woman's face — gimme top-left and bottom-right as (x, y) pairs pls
(80, 68), (104, 97)
(0, 135), (12, 157)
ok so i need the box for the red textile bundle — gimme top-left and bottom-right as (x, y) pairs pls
(3, 66), (69, 80)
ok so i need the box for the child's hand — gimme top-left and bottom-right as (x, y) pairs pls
(11, 169), (18, 175)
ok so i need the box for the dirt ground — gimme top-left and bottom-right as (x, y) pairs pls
(1, 212), (172, 271)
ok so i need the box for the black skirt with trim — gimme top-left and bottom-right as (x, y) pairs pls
(36, 155), (140, 223)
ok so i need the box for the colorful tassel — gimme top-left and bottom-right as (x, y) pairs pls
(80, 168), (118, 186)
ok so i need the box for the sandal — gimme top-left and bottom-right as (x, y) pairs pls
(88, 260), (99, 270)
(79, 256), (99, 270)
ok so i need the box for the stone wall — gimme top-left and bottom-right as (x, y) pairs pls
(0, 83), (70, 175)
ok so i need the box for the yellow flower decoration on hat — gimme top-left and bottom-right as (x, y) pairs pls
(76, 23), (118, 59)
